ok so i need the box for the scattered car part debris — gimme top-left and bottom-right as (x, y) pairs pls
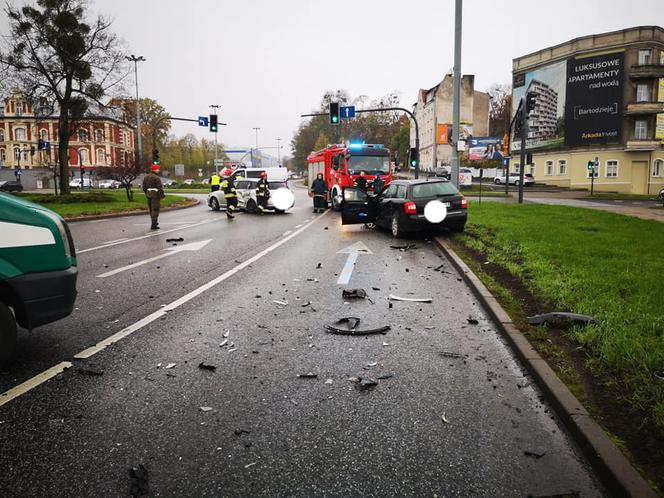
(390, 244), (417, 251)
(129, 464), (149, 497)
(234, 428), (250, 436)
(441, 413), (450, 424)
(467, 317), (479, 325)
(301, 301), (312, 307)
(388, 294), (432, 303)
(297, 372), (318, 378)
(372, 287), (380, 291)
(199, 406), (213, 412)
(223, 330), (230, 338)
(219, 339), (228, 347)
(164, 363), (176, 369)
(273, 300), (288, 306)
(198, 362), (217, 371)
(325, 317), (390, 336)
(77, 368), (104, 376)
(524, 450), (547, 459)
(377, 374), (393, 380)
(228, 348), (237, 352)
(342, 288), (367, 299)
(325, 378), (334, 384)
(439, 351), (466, 359)
(244, 462), (257, 469)
(367, 362), (378, 367)
(360, 378), (378, 388)
(316, 262), (322, 269)
(527, 312), (597, 325)
(382, 342), (393, 347)
(165, 237), (184, 242)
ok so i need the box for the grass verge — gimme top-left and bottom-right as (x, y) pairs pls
(448, 202), (664, 488)
(17, 190), (190, 218)
(581, 192), (660, 201)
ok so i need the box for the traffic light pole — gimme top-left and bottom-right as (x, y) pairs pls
(518, 96), (527, 204)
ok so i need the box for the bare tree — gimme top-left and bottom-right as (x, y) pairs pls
(487, 83), (512, 137)
(0, 0), (128, 194)
(99, 163), (139, 201)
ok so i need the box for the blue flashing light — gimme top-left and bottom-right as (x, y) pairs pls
(348, 142), (365, 149)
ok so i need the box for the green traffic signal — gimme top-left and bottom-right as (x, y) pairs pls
(329, 102), (340, 125)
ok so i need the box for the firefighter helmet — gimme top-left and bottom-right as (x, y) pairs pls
(223, 168), (233, 176)
(260, 171), (267, 178)
(150, 164), (160, 172)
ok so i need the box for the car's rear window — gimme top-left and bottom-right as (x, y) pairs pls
(269, 182), (287, 189)
(411, 182), (458, 198)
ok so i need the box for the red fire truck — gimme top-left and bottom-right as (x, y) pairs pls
(306, 143), (392, 210)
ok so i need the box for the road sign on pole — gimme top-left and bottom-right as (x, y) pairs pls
(174, 164), (185, 176)
(213, 159), (224, 168)
(198, 116), (209, 127)
(340, 106), (356, 119)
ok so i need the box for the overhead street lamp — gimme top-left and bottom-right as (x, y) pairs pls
(125, 54), (145, 170)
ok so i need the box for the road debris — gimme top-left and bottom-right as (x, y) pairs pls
(382, 342), (393, 347)
(467, 317), (479, 325)
(297, 372), (318, 378)
(366, 362), (378, 367)
(77, 367), (104, 376)
(528, 312), (597, 326)
(234, 428), (250, 436)
(165, 237), (184, 242)
(390, 244), (417, 251)
(342, 288), (367, 299)
(273, 300), (288, 306)
(316, 262), (322, 269)
(377, 374), (393, 380)
(129, 464), (149, 497)
(301, 301), (312, 307)
(372, 287), (381, 291)
(441, 413), (450, 424)
(439, 351), (466, 359)
(198, 362), (217, 372)
(223, 330), (230, 338)
(325, 378), (334, 384)
(199, 406), (213, 412)
(164, 363), (176, 369)
(360, 378), (378, 388)
(388, 294), (432, 303)
(524, 450), (547, 459)
(244, 462), (257, 469)
(219, 339), (228, 347)
(325, 317), (390, 336)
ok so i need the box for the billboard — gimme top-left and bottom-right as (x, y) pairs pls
(656, 52), (664, 142)
(436, 124), (449, 144)
(565, 52), (623, 146)
(467, 137), (505, 161)
(513, 59), (567, 150)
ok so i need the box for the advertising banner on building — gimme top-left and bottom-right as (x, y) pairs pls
(436, 124), (449, 144)
(467, 137), (505, 161)
(512, 59), (567, 150)
(656, 53), (664, 142)
(564, 52), (624, 146)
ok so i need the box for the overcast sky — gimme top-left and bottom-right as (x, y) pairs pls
(3, 0), (663, 158)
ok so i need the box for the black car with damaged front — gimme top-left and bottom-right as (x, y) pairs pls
(340, 179), (467, 238)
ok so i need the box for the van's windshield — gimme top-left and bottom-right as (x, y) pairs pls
(347, 156), (390, 175)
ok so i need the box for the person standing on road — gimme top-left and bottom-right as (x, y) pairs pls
(210, 172), (221, 192)
(354, 171), (368, 192)
(142, 164), (165, 230)
(220, 168), (238, 219)
(310, 172), (327, 214)
(255, 171), (270, 215)
(372, 172), (384, 195)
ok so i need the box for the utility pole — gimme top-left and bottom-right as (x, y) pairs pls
(450, 0), (463, 188)
(518, 96), (527, 204)
(126, 55), (145, 171)
(252, 127), (260, 168)
(276, 138), (282, 166)
(210, 104), (220, 173)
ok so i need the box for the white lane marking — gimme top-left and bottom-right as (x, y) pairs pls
(336, 241), (372, 285)
(295, 224), (302, 228)
(74, 211), (329, 359)
(97, 239), (212, 278)
(282, 230), (292, 236)
(0, 362), (72, 408)
(77, 218), (218, 254)
(102, 238), (129, 245)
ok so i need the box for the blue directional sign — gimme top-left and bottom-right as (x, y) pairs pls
(340, 105), (356, 119)
(198, 116), (209, 127)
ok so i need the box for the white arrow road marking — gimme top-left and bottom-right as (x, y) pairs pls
(336, 241), (372, 285)
(96, 239), (211, 278)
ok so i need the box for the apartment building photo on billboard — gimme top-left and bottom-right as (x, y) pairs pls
(526, 80), (559, 141)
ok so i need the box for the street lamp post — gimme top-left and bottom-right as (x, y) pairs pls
(276, 138), (282, 166)
(126, 55), (145, 171)
(252, 127), (260, 168)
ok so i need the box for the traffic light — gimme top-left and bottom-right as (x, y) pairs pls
(409, 148), (419, 169)
(329, 102), (340, 125)
(526, 91), (537, 114)
(587, 160), (594, 170)
(209, 114), (218, 133)
(514, 108), (523, 136)
(152, 148), (160, 165)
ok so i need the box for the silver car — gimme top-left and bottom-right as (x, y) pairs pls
(207, 178), (294, 213)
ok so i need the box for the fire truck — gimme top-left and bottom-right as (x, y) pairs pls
(306, 143), (392, 210)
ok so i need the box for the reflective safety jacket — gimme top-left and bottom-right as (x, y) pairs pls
(221, 176), (237, 198)
(211, 174), (221, 186)
(256, 178), (270, 197)
(354, 176), (367, 192)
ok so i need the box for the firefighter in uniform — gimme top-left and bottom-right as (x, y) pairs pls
(210, 172), (221, 192)
(255, 171), (270, 214)
(354, 171), (368, 192)
(142, 164), (165, 230)
(310, 172), (327, 213)
(220, 168), (238, 219)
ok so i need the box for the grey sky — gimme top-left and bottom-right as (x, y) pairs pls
(4, 0), (664, 157)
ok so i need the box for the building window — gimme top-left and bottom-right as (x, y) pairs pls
(606, 160), (618, 178)
(15, 102), (23, 116)
(39, 129), (49, 141)
(0, 129), (4, 141)
(78, 148), (89, 165)
(558, 160), (567, 175)
(14, 128), (26, 141)
(96, 149), (105, 164)
(634, 120), (648, 139)
(95, 129), (104, 142)
(636, 83), (650, 103)
(545, 161), (553, 176)
(14, 148), (21, 160)
(513, 163), (520, 174)
(638, 49), (652, 65)
(0, 148), (5, 162)
(78, 129), (88, 142)
(529, 163), (535, 176)
(654, 159), (663, 177)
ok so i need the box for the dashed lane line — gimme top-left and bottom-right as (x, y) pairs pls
(0, 362), (72, 408)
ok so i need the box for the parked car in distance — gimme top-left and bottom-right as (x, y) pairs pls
(493, 172), (535, 186)
(0, 180), (24, 192)
(207, 178), (294, 213)
(98, 179), (121, 189)
(434, 166), (451, 179)
(68, 178), (91, 189)
(341, 179), (468, 238)
(183, 179), (195, 185)
(161, 178), (177, 187)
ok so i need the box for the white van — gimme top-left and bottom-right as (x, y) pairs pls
(233, 167), (289, 183)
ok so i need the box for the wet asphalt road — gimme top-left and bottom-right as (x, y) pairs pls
(0, 187), (604, 497)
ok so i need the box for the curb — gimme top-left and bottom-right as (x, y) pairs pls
(433, 236), (656, 498)
(64, 198), (200, 223)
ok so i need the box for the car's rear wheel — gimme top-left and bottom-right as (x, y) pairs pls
(514, 180), (520, 186)
(0, 302), (17, 369)
(494, 178), (501, 184)
(391, 214), (404, 239)
(210, 197), (220, 211)
(246, 199), (258, 214)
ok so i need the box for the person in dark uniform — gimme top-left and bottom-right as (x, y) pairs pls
(354, 171), (368, 192)
(255, 171), (270, 215)
(142, 164), (165, 230)
(310, 172), (327, 213)
(220, 168), (238, 219)
(372, 172), (384, 195)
